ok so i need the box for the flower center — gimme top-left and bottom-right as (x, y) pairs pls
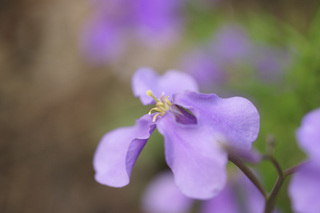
(146, 90), (172, 122)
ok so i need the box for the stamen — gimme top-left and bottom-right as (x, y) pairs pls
(146, 90), (172, 122)
(165, 96), (172, 106)
(152, 113), (162, 122)
(148, 107), (165, 115)
(146, 90), (160, 103)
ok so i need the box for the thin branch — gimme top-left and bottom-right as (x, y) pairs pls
(228, 155), (268, 199)
(264, 176), (285, 213)
(284, 162), (306, 177)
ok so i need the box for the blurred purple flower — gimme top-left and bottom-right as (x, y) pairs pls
(253, 45), (292, 83)
(142, 172), (193, 213)
(179, 25), (291, 90)
(80, 15), (125, 64)
(132, 0), (183, 42)
(81, 0), (182, 64)
(94, 68), (260, 199)
(210, 25), (253, 63)
(289, 108), (320, 213)
(295, 108), (320, 162)
(142, 171), (270, 213)
(180, 50), (226, 92)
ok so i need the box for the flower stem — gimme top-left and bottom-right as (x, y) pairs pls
(228, 155), (268, 199)
(284, 162), (305, 177)
(264, 176), (285, 213)
(229, 153), (303, 213)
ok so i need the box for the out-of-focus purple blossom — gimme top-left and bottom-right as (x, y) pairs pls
(93, 68), (260, 199)
(179, 25), (292, 91)
(81, 0), (183, 64)
(180, 50), (226, 92)
(210, 25), (253, 62)
(295, 108), (320, 162)
(132, 0), (183, 43)
(142, 172), (193, 213)
(253, 45), (292, 83)
(80, 16), (125, 64)
(142, 171), (271, 213)
(289, 162), (320, 213)
(289, 108), (320, 213)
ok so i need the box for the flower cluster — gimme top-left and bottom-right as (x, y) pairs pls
(93, 68), (260, 199)
(180, 25), (291, 91)
(80, 0), (183, 64)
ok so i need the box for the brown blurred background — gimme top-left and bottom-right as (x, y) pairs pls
(0, 0), (319, 212)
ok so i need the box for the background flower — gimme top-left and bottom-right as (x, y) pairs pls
(289, 108), (320, 213)
(142, 171), (273, 213)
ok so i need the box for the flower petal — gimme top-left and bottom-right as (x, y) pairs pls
(142, 171), (193, 213)
(132, 68), (199, 105)
(157, 112), (228, 199)
(296, 108), (320, 162)
(174, 91), (260, 149)
(289, 161), (320, 213)
(93, 114), (156, 187)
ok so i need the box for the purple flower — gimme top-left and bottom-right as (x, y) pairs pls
(93, 68), (260, 199)
(289, 108), (320, 213)
(142, 171), (269, 213)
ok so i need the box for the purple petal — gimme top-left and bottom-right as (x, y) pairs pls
(142, 171), (193, 213)
(157, 112), (228, 199)
(296, 108), (320, 162)
(132, 68), (199, 105)
(224, 144), (262, 163)
(93, 114), (156, 187)
(200, 184), (238, 213)
(174, 91), (260, 149)
(289, 161), (320, 213)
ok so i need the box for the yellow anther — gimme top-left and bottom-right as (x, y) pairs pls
(146, 90), (160, 103)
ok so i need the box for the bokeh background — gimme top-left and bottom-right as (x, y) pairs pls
(1, 0), (320, 212)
